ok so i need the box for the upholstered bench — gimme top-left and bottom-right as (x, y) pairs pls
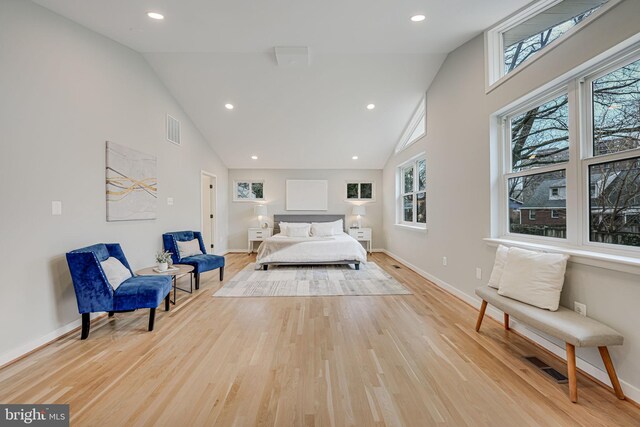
(475, 286), (624, 403)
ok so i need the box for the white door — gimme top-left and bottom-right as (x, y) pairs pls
(201, 174), (215, 253)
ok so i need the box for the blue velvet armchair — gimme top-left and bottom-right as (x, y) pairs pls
(66, 243), (172, 339)
(162, 231), (225, 289)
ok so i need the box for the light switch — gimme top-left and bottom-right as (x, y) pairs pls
(167, 197), (174, 206)
(52, 201), (62, 216)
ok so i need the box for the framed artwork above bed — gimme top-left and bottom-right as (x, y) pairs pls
(285, 180), (328, 211)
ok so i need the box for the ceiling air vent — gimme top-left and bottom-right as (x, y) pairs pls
(166, 114), (181, 145)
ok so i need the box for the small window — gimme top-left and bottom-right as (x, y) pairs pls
(529, 210), (537, 221)
(395, 96), (426, 153)
(549, 186), (566, 200)
(486, 0), (612, 88)
(551, 209), (560, 219)
(398, 157), (426, 227)
(346, 182), (374, 201)
(233, 180), (264, 201)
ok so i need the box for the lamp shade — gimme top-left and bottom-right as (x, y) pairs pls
(254, 204), (268, 217)
(352, 205), (366, 216)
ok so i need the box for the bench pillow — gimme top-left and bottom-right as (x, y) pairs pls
(497, 247), (569, 311)
(487, 245), (509, 289)
(177, 238), (203, 259)
(100, 257), (131, 291)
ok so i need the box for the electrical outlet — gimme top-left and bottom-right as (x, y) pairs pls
(574, 302), (587, 317)
(167, 197), (174, 206)
(442, 256), (447, 266)
(476, 268), (482, 280)
(51, 201), (62, 216)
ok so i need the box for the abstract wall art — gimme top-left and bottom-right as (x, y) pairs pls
(106, 141), (157, 221)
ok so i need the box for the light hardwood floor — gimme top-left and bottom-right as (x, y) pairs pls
(1, 253), (638, 426)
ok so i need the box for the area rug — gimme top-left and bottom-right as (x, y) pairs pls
(213, 262), (412, 297)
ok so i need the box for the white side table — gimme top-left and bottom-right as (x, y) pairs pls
(248, 227), (273, 254)
(349, 228), (372, 253)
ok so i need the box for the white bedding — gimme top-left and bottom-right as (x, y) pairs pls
(256, 232), (367, 266)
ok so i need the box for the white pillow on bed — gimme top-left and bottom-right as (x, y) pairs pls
(281, 224), (311, 237)
(311, 220), (343, 237)
(280, 222), (305, 235)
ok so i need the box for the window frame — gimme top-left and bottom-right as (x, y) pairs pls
(494, 42), (640, 257)
(501, 87), (572, 243)
(397, 155), (427, 229)
(484, 0), (620, 92)
(233, 180), (265, 202)
(395, 96), (427, 154)
(345, 181), (376, 202)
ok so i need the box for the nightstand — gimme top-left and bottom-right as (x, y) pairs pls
(248, 227), (273, 254)
(349, 228), (372, 253)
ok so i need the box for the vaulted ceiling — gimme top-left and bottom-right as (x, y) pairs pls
(33, 0), (530, 169)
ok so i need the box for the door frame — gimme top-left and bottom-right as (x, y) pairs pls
(200, 171), (218, 254)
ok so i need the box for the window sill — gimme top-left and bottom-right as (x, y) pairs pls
(394, 224), (428, 232)
(484, 237), (640, 275)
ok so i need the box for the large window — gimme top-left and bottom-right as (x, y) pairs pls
(497, 48), (640, 252)
(486, 0), (615, 88)
(506, 92), (569, 239)
(587, 56), (640, 247)
(398, 157), (426, 227)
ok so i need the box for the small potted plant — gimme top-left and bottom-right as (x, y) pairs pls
(155, 250), (172, 272)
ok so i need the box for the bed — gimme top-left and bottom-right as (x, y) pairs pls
(255, 214), (367, 270)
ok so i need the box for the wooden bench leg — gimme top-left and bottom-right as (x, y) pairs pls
(566, 343), (577, 403)
(475, 300), (488, 332)
(504, 313), (510, 331)
(80, 313), (90, 340)
(148, 308), (156, 332)
(598, 346), (625, 400)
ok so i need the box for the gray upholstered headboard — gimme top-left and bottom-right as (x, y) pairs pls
(273, 214), (346, 234)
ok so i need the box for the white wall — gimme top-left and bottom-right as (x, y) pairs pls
(383, 0), (640, 398)
(0, 0), (228, 363)
(228, 169), (383, 251)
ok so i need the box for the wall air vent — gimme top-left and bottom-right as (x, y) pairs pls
(167, 114), (181, 145)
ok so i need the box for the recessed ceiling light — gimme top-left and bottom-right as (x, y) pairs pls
(147, 12), (164, 20)
(410, 15), (426, 22)
(366, 104), (375, 110)
(251, 155), (258, 160)
(352, 156), (359, 160)
(225, 103), (234, 110)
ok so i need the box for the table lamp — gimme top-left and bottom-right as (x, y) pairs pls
(254, 204), (268, 228)
(352, 205), (366, 228)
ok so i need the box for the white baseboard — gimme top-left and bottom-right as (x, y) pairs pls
(381, 249), (640, 404)
(0, 312), (104, 369)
